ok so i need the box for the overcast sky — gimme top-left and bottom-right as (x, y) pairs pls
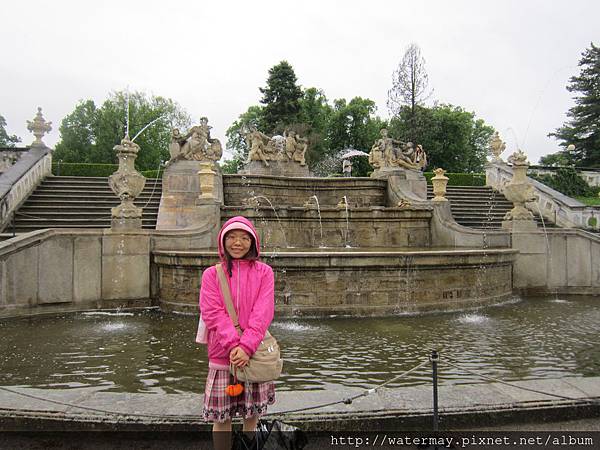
(1, 0), (599, 164)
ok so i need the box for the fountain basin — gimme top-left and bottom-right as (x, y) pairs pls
(154, 248), (516, 315)
(1, 295), (598, 395)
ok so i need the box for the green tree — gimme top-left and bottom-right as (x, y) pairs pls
(225, 105), (265, 161)
(539, 151), (572, 166)
(0, 114), (22, 147)
(298, 87), (332, 168)
(389, 104), (494, 172)
(259, 61), (303, 133)
(325, 97), (386, 176)
(54, 100), (98, 162)
(54, 91), (191, 170)
(549, 43), (600, 167)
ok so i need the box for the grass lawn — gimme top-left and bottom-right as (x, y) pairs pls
(575, 196), (600, 206)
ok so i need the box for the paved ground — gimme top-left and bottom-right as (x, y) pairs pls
(1, 376), (599, 448)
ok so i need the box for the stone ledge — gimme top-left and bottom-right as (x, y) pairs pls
(0, 377), (598, 432)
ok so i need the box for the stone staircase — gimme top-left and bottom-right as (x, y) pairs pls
(427, 185), (554, 229)
(0, 179), (555, 242)
(1, 176), (162, 238)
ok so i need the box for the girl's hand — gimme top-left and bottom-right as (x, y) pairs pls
(230, 346), (250, 368)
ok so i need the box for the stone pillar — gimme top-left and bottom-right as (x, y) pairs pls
(108, 136), (146, 230)
(198, 161), (217, 200)
(502, 150), (538, 231)
(431, 168), (449, 202)
(156, 159), (223, 230)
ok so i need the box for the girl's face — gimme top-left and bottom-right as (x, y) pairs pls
(224, 230), (252, 259)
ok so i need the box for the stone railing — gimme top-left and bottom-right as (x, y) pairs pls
(0, 147), (29, 174)
(529, 165), (600, 187)
(486, 161), (600, 231)
(0, 147), (52, 232)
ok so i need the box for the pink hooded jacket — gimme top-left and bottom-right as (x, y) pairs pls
(199, 216), (275, 369)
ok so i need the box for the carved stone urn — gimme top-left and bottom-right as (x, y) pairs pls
(26, 107), (52, 148)
(502, 150), (537, 230)
(489, 131), (506, 163)
(109, 136), (146, 230)
(431, 168), (449, 202)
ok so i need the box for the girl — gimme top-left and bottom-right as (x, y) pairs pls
(199, 216), (276, 448)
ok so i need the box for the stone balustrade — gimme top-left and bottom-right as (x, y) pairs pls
(0, 147), (52, 231)
(486, 161), (600, 231)
(0, 148), (28, 174)
(529, 165), (600, 187)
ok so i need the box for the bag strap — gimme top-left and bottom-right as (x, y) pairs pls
(215, 264), (242, 334)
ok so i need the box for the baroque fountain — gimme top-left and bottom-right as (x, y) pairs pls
(0, 113), (599, 419)
(152, 122), (516, 315)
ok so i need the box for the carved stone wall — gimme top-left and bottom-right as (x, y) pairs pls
(223, 174), (387, 208)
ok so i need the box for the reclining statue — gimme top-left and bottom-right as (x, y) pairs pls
(168, 117), (223, 163)
(368, 128), (427, 171)
(245, 127), (307, 167)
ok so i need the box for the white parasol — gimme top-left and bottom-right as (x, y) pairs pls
(340, 149), (369, 159)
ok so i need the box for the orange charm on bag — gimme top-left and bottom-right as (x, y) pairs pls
(225, 367), (244, 397)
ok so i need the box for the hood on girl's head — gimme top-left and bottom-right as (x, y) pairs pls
(217, 216), (260, 260)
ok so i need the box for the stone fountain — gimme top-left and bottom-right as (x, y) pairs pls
(153, 123), (516, 315)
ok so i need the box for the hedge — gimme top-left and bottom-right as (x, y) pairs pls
(52, 163), (163, 179)
(529, 168), (599, 197)
(51, 163), (485, 186)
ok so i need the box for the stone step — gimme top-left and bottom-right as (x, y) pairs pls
(27, 193), (162, 200)
(15, 209), (158, 222)
(10, 224), (157, 232)
(22, 200), (160, 208)
(44, 176), (162, 183)
(35, 185), (162, 192)
(19, 205), (159, 212)
(12, 219), (157, 227)
(451, 209), (514, 214)
(10, 175), (162, 232)
(448, 197), (512, 207)
(429, 193), (510, 200)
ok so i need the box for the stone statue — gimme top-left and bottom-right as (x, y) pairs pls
(169, 128), (182, 160)
(246, 127), (272, 166)
(294, 134), (308, 166)
(284, 130), (297, 160)
(369, 128), (427, 171)
(168, 117), (222, 163)
(245, 127), (308, 167)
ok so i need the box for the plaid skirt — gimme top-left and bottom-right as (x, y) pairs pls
(202, 367), (276, 423)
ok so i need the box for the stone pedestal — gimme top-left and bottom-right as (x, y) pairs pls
(371, 168), (427, 201)
(156, 160), (223, 230)
(101, 233), (150, 301)
(240, 160), (311, 177)
(502, 219), (539, 231)
(111, 201), (143, 231)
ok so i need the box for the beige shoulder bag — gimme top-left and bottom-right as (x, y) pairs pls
(215, 264), (283, 382)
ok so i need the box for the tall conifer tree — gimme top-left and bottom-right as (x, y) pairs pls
(549, 43), (600, 166)
(259, 61), (303, 133)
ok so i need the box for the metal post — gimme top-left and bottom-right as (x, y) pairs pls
(430, 350), (439, 432)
